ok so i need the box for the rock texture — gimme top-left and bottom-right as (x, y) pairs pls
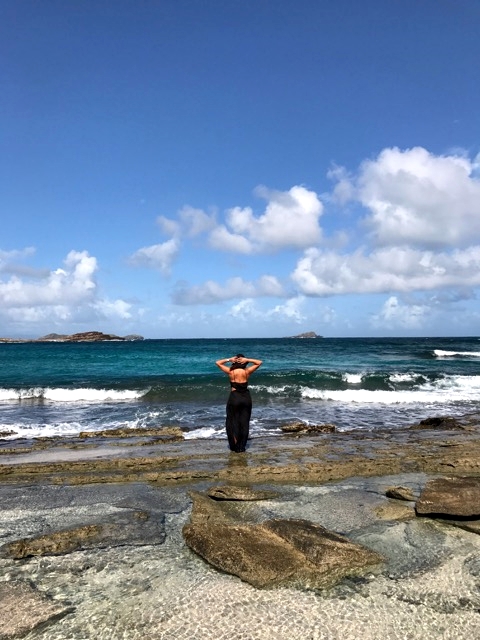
(280, 422), (336, 434)
(0, 331), (144, 343)
(207, 485), (279, 501)
(410, 416), (465, 431)
(1, 510), (165, 559)
(182, 491), (383, 589)
(0, 581), (72, 639)
(415, 476), (480, 517)
(385, 486), (416, 501)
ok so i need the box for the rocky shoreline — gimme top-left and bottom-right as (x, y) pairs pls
(2, 415), (480, 638)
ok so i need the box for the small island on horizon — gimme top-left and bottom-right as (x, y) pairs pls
(290, 331), (323, 339)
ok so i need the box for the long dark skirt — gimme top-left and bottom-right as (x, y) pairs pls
(225, 389), (252, 452)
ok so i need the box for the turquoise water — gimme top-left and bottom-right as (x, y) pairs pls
(1, 337), (480, 440)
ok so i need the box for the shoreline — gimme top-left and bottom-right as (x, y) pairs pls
(1, 411), (480, 486)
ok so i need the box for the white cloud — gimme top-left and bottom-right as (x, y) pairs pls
(0, 250), (134, 330)
(178, 206), (216, 237)
(0, 250), (97, 307)
(334, 147), (480, 248)
(371, 296), (430, 330)
(209, 185), (323, 254)
(129, 238), (180, 275)
(172, 274), (285, 305)
(292, 246), (480, 296)
(265, 296), (306, 323)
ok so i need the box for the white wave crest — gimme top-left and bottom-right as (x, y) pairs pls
(0, 387), (144, 402)
(342, 373), (363, 384)
(300, 375), (480, 404)
(389, 373), (417, 382)
(434, 349), (480, 358)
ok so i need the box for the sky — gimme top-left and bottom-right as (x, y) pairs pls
(1, 0), (480, 339)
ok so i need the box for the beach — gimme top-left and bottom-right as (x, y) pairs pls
(2, 415), (480, 639)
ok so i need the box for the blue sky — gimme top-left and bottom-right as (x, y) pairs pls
(1, 0), (480, 338)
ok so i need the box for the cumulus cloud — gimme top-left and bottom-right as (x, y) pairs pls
(228, 296), (306, 324)
(292, 246), (480, 296)
(332, 147), (480, 248)
(129, 238), (180, 275)
(209, 185), (323, 254)
(371, 296), (430, 330)
(172, 275), (285, 305)
(0, 250), (133, 329)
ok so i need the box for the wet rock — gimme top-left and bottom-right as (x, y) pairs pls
(78, 426), (184, 440)
(385, 486), (416, 501)
(410, 416), (464, 430)
(1, 510), (165, 559)
(182, 491), (383, 589)
(0, 581), (73, 639)
(280, 422), (336, 434)
(207, 485), (279, 501)
(0, 430), (16, 439)
(416, 476), (480, 518)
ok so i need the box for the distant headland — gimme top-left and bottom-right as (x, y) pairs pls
(0, 331), (144, 343)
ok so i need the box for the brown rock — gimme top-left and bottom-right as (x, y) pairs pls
(415, 476), (480, 518)
(281, 422), (336, 434)
(410, 416), (464, 430)
(207, 485), (279, 501)
(385, 486), (415, 501)
(182, 492), (383, 589)
(78, 426), (184, 440)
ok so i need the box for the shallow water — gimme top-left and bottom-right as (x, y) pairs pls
(2, 475), (480, 639)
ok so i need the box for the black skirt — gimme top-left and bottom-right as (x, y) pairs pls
(225, 389), (252, 452)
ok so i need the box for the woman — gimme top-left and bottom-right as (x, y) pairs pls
(215, 353), (262, 452)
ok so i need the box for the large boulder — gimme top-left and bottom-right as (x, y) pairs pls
(415, 476), (480, 518)
(182, 491), (383, 589)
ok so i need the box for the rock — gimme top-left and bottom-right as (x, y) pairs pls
(207, 485), (279, 501)
(78, 426), (184, 440)
(0, 430), (17, 438)
(0, 581), (72, 639)
(374, 502), (415, 521)
(182, 492), (383, 589)
(281, 422), (336, 434)
(123, 334), (144, 341)
(415, 476), (480, 518)
(290, 331), (322, 338)
(385, 486), (416, 501)
(409, 416), (465, 430)
(1, 510), (165, 559)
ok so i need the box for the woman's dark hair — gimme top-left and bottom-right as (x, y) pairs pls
(230, 354), (247, 370)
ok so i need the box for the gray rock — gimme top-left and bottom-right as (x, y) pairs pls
(416, 476), (480, 518)
(0, 581), (72, 639)
(1, 509), (165, 559)
(182, 491), (383, 589)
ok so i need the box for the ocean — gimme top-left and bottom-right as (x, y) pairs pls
(1, 336), (480, 441)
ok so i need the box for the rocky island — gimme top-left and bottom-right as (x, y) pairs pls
(0, 331), (144, 343)
(290, 331), (322, 338)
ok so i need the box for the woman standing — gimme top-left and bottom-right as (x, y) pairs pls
(215, 354), (262, 452)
